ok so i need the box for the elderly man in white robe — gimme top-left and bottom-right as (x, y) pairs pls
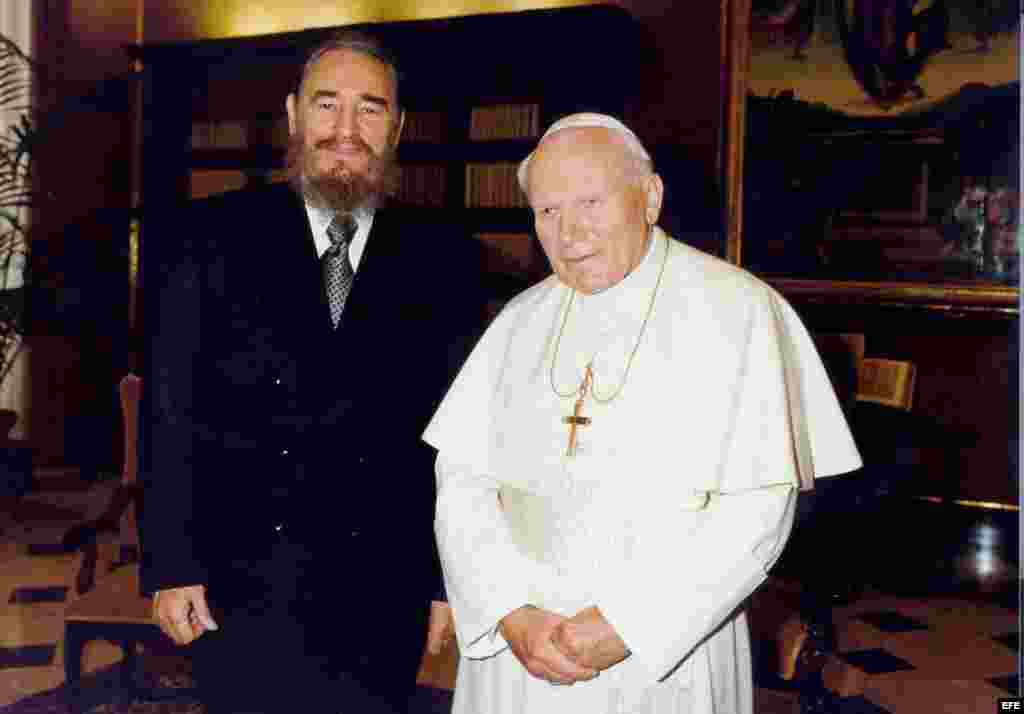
(424, 113), (862, 714)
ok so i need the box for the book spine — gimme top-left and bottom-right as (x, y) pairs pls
(465, 163), (528, 207)
(403, 111), (445, 143)
(469, 104), (541, 141)
(398, 165), (447, 207)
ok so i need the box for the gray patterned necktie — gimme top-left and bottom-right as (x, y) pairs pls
(323, 214), (357, 328)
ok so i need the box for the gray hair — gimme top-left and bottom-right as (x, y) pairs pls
(516, 112), (653, 193)
(296, 30), (403, 110)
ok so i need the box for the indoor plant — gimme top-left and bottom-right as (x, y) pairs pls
(0, 34), (34, 408)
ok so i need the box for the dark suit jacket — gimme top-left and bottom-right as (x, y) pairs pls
(137, 181), (484, 700)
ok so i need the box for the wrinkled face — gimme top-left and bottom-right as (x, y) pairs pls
(526, 128), (663, 294)
(285, 48), (403, 211)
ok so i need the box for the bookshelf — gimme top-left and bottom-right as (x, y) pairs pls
(130, 6), (646, 304)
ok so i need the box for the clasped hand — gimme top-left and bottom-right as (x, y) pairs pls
(499, 605), (629, 685)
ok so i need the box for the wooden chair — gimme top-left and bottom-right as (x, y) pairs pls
(774, 346), (919, 709)
(856, 357), (916, 412)
(62, 374), (142, 585)
(774, 334), (863, 684)
(62, 375), (196, 711)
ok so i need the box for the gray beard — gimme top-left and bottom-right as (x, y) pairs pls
(286, 135), (401, 216)
(298, 171), (381, 215)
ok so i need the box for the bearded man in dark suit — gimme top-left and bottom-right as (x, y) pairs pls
(138, 31), (482, 714)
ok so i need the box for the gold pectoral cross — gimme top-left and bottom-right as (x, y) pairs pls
(562, 365), (593, 457)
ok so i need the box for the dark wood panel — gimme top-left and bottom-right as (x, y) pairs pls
(795, 300), (1019, 505)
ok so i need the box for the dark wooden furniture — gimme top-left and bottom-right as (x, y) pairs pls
(63, 375), (197, 712)
(63, 570), (160, 712)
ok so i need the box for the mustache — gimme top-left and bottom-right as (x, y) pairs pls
(313, 137), (373, 155)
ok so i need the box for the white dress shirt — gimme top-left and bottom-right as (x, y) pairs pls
(304, 203), (374, 271)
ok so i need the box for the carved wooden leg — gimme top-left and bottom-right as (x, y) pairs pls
(62, 623), (86, 714)
(119, 638), (139, 704)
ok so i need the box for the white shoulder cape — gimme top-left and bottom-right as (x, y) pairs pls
(425, 229), (860, 497)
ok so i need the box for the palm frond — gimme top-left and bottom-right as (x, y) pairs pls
(0, 33), (33, 381)
(0, 221), (25, 240)
(0, 143), (32, 167)
(0, 84), (30, 108)
(0, 74), (29, 100)
(0, 187), (32, 205)
(0, 162), (30, 179)
(0, 64), (28, 85)
(0, 166), (30, 184)
(0, 166), (32, 186)
(0, 175), (31, 192)
(0, 64), (29, 108)
(0, 203), (30, 229)
(0, 35), (34, 68)
(0, 107), (34, 220)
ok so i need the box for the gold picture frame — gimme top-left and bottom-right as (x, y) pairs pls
(721, 0), (1020, 314)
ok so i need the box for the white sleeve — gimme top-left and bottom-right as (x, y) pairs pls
(596, 483), (797, 682)
(434, 452), (562, 660)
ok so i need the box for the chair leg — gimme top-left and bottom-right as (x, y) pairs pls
(63, 624), (86, 714)
(799, 679), (841, 714)
(119, 639), (141, 704)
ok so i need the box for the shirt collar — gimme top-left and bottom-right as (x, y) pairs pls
(305, 203), (375, 270)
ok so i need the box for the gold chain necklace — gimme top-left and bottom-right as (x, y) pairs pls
(549, 233), (671, 405)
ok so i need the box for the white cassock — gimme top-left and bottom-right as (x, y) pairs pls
(424, 228), (862, 714)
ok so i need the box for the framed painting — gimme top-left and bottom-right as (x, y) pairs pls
(722, 0), (1020, 312)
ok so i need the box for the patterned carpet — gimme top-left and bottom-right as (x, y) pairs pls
(1, 470), (1020, 713)
(1, 665), (454, 714)
(749, 579), (1020, 713)
(1, 662), (201, 713)
(0, 471), (459, 714)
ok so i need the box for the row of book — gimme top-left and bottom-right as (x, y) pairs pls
(192, 116), (292, 151)
(405, 104), (540, 142)
(189, 170), (248, 199)
(469, 104), (540, 141)
(396, 165), (447, 207)
(403, 111), (446, 143)
(398, 163), (535, 208)
(190, 121), (250, 151)
(465, 163), (529, 208)
(190, 102), (541, 153)
(188, 163), (531, 209)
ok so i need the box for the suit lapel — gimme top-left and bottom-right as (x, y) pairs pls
(265, 184), (333, 338)
(334, 207), (407, 340)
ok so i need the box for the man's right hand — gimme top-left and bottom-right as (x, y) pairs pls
(498, 606), (597, 685)
(153, 585), (218, 645)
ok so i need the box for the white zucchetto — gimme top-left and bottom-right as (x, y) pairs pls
(516, 112), (652, 191)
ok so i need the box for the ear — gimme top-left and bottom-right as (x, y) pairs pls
(285, 94), (298, 136)
(644, 173), (664, 226)
(392, 109), (406, 147)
